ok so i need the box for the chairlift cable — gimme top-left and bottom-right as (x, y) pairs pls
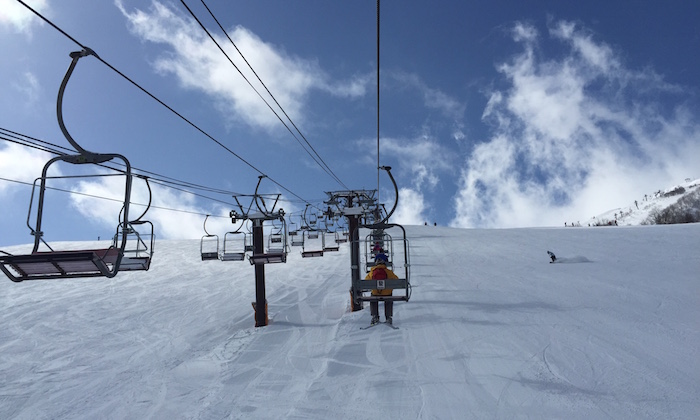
(14, 0), (315, 208)
(193, 0), (349, 190)
(0, 127), (74, 155)
(0, 130), (240, 198)
(376, 0), (381, 205)
(0, 134), (311, 210)
(0, 175), (228, 219)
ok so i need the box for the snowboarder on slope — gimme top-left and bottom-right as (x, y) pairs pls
(365, 253), (399, 325)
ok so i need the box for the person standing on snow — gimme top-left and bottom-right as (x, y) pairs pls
(365, 252), (398, 325)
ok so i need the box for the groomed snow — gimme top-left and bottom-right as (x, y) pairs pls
(1, 223), (699, 419)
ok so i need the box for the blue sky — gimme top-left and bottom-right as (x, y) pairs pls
(1, 0), (699, 246)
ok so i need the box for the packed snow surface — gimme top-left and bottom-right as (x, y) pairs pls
(1, 224), (699, 419)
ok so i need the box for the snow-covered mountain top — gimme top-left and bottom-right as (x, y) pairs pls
(582, 177), (700, 227)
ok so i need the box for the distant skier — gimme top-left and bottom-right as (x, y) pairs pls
(547, 251), (557, 263)
(365, 253), (399, 325)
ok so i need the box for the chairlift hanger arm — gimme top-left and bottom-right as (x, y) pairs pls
(203, 214), (213, 236)
(57, 48), (110, 161)
(119, 176), (152, 224)
(253, 176), (283, 218)
(364, 166), (397, 227)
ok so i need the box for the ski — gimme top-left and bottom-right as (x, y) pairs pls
(360, 321), (399, 330)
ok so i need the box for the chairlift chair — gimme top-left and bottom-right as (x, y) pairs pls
(291, 231), (305, 247)
(288, 220), (299, 237)
(335, 229), (348, 244)
(221, 231), (246, 261)
(267, 232), (286, 254)
(243, 221), (254, 252)
(324, 228), (340, 252)
(200, 215), (220, 261)
(353, 223), (411, 303)
(0, 49), (155, 282)
(301, 229), (324, 258)
(248, 216), (288, 265)
(113, 220), (155, 271)
(112, 179), (155, 271)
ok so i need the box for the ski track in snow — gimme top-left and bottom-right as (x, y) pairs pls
(1, 224), (699, 419)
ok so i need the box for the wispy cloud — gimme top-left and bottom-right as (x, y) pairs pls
(12, 71), (42, 107)
(0, 143), (53, 194)
(0, 0), (48, 34)
(452, 20), (700, 228)
(115, 0), (368, 133)
(359, 132), (456, 225)
(392, 187), (427, 226)
(69, 173), (234, 240)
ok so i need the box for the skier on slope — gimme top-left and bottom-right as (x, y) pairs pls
(365, 252), (399, 325)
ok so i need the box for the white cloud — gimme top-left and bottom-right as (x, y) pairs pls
(0, 143), (53, 194)
(391, 187), (427, 226)
(0, 0), (48, 34)
(69, 173), (232, 240)
(116, 0), (367, 132)
(381, 136), (452, 190)
(357, 133), (457, 225)
(452, 20), (700, 228)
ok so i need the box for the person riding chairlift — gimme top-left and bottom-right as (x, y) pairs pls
(365, 252), (398, 325)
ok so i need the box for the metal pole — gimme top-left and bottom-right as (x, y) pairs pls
(349, 213), (362, 311)
(252, 218), (267, 327)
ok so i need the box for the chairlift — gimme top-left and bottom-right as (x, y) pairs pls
(221, 220), (247, 261)
(353, 223), (411, 303)
(112, 178), (155, 271)
(335, 220), (349, 243)
(243, 221), (254, 252)
(0, 49), (155, 282)
(334, 230), (347, 244)
(288, 219), (299, 237)
(267, 230), (286, 254)
(301, 228), (324, 258)
(350, 167), (411, 306)
(290, 229), (305, 247)
(243, 179), (289, 265)
(114, 220), (155, 271)
(323, 224), (339, 252)
(200, 215), (220, 261)
(248, 222), (287, 264)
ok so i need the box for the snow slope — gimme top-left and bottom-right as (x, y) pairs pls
(1, 224), (699, 419)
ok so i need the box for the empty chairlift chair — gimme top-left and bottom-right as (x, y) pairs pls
(0, 49), (155, 281)
(248, 218), (288, 265)
(324, 228), (340, 252)
(112, 183), (155, 271)
(221, 231), (247, 261)
(200, 215), (220, 261)
(301, 229), (324, 258)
